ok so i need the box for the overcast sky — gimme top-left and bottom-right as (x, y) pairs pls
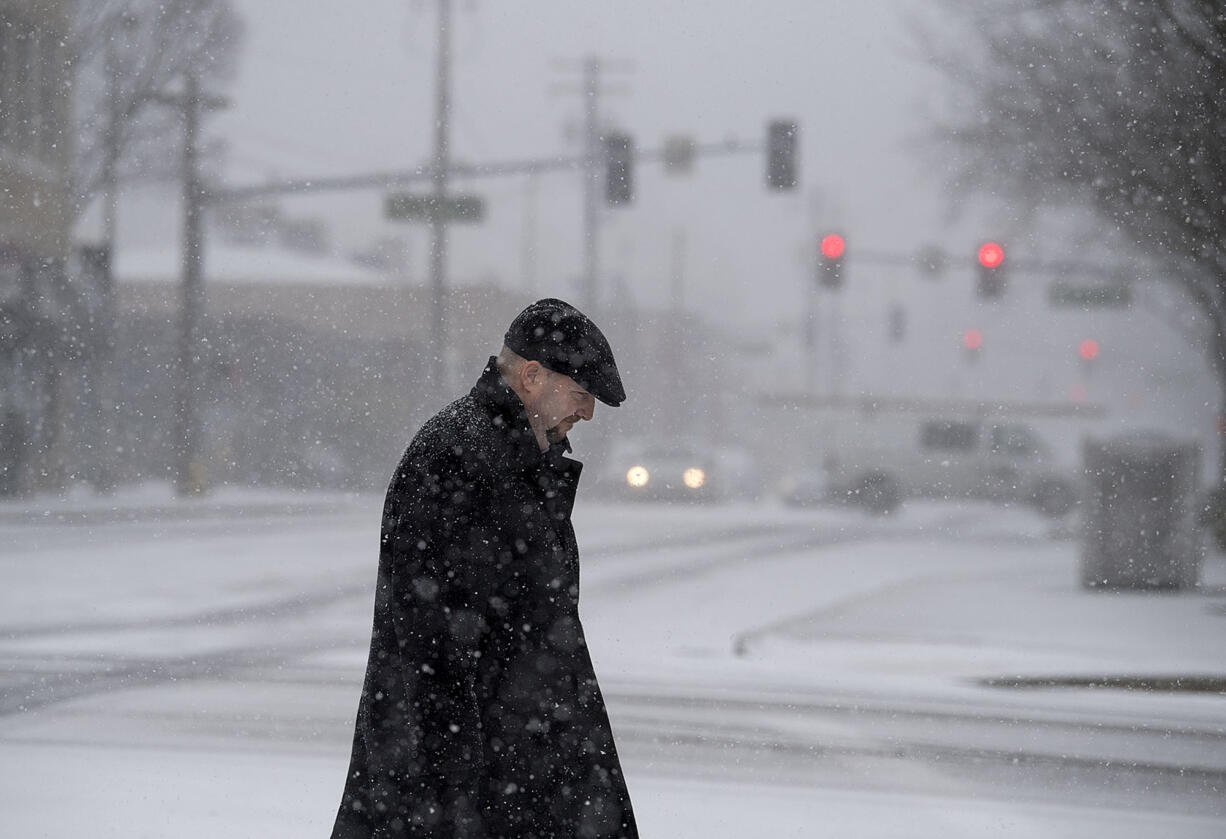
(208, 0), (954, 333)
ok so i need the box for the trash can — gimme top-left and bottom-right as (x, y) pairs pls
(1081, 433), (1204, 590)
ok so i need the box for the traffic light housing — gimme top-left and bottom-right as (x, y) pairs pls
(976, 241), (1006, 298)
(604, 131), (634, 205)
(766, 119), (798, 190)
(1079, 339), (1099, 378)
(818, 233), (845, 288)
(962, 328), (983, 361)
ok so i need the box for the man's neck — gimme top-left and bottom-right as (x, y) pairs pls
(499, 371), (550, 451)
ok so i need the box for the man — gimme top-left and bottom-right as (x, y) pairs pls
(332, 299), (638, 839)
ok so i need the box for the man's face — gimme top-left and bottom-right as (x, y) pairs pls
(532, 368), (596, 445)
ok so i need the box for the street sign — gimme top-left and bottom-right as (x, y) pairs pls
(385, 193), (485, 223)
(1048, 281), (1132, 308)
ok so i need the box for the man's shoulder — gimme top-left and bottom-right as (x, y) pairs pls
(393, 393), (500, 477)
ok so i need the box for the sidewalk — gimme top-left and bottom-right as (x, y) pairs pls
(0, 481), (372, 526)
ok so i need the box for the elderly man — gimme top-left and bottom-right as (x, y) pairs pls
(332, 299), (638, 839)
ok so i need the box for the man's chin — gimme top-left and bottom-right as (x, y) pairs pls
(546, 425), (570, 444)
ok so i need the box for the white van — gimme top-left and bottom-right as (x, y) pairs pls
(811, 415), (1079, 516)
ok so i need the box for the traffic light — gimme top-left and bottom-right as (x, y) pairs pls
(766, 119), (798, 190)
(976, 241), (1006, 298)
(818, 233), (845, 288)
(1079, 339), (1099, 378)
(604, 131), (634, 205)
(962, 328), (983, 361)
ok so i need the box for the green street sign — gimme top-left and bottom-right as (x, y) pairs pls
(385, 193), (485, 223)
(1048, 280), (1132, 308)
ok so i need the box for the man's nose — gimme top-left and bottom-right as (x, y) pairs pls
(579, 400), (595, 421)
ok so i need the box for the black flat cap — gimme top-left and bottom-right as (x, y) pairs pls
(504, 298), (626, 406)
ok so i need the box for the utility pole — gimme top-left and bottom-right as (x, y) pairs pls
(520, 174), (539, 296)
(102, 38), (120, 261)
(553, 56), (631, 313)
(91, 14), (136, 493)
(668, 226), (687, 407)
(155, 72), (228, 496)
(177, 72), (206, 496)
(669, 227), (687, 313)
(427, 0), (452, 392)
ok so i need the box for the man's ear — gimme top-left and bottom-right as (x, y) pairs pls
(521, 360), (545, 395)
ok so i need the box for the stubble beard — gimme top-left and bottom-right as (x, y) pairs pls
(546, 416), (578, 444)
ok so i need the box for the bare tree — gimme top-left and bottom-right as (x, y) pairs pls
(920, 1), (1226, 484)
(70, 0), (243, 219)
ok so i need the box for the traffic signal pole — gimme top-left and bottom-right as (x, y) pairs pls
(210, 139), (765, 203)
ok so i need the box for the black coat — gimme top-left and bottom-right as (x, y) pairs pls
(332, 359), (638, 839)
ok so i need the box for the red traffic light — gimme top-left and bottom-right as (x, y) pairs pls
(821, 234), (845, 260)
(963, 328), (983, 350)
(1079, 339), (1099, 361)
(978, 241), (1004, 269)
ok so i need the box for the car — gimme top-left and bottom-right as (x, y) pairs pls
(614, 443), (717, 502)
(594, 439), (764, 503)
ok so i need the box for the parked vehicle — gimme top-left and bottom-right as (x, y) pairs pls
(789, 416), (1079, 517)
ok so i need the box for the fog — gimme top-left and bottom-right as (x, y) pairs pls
(44, 0), (1218, 491)
(3, 1), (1225, 836)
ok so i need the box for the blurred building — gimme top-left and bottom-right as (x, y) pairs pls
(0, 0), (75, 495)
(115, 240), (539, 489)
(110, 231), (742, 491)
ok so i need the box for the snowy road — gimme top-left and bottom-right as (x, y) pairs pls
(2, 494), (1224, 836)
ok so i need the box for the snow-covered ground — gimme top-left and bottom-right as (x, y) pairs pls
(2, 489), (1224, 836)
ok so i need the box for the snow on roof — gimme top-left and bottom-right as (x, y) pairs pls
(116, 241), (388, 288)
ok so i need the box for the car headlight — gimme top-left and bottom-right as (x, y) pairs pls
(626, 465), (649, 488)
(683, 467), (706, 489)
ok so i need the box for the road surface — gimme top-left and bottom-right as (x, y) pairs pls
(2, 494), (1223, 836)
